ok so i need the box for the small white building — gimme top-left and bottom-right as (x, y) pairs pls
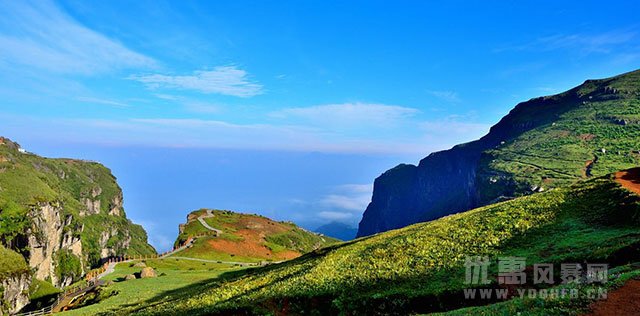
(18, 148), (26, 154)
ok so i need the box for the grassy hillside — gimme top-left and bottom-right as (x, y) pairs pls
(117, 170), (640, 315)
(62, 259), (241, 316)
(477, 70), (640, 203)
(0, 137), (155, 283)
(0, 246), (29, 278)
(174, 209), (339, 263)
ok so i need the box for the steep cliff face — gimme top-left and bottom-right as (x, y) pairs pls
(0, 246), (31, 315)
(358, 69), (640, 237)
(0, 137), (156, 289)
(1, 272), (31, 315)
(26, 202), (83, 288)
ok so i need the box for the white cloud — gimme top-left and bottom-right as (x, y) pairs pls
(334, 184), (372, 194)
(0, 1), (155, 74)
(0, 111), (490, 156)
(154, 94), (180, 101)
(271, 102), (420, 127)
(321, 194), (369, 211)
(427, 90), (460, 103)
(320, 184), (373, 213)
(320, 184), (373, 211)
(318, 211), (354, 221)
(495, 30), (637, 55)
(130, 66), (263, 97)
(314, 184), (373, 224)
(152, 94), (222, 114)
(184, 102), (222, 114)
(76, 97), (130, 108)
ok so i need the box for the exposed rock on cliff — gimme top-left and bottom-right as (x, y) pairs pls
(1, 272), (30, 315)
(26, 202), (84, 287)
(0, 246), (31, 315)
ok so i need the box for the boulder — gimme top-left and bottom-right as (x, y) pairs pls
(133, 262), (147, 268)
(124, 274), (136, 280)
(140, 267), (157, 278)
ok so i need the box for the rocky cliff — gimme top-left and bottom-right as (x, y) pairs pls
(358, 69), (640, 237)
(0, 137), (156, 293)
(0, 246), (31, 315)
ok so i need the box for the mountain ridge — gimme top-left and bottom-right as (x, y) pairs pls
(314, 221), (357, 240)
(358, 69), (640, 237)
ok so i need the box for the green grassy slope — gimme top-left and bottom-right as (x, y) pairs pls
(124, 171), (640, 315)
(0, 137), (155, 277)
(0, 245), (29, 278)
(174, 209), (339, 262)
(27, 279), (62, 310)
(61, 259), (241, 316)
(477, 70), (640, 203)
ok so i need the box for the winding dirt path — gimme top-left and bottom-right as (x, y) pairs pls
(167, 256), (273, 266)
(197, 210), (223, 234)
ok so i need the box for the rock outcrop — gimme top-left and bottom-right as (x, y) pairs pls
(0, 272), (31, 315)
(108, 192), (123, 216)
(0, 246), (31, 315)
(27, 202), (84, 288)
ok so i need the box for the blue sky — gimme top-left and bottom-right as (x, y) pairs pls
(1, 0), (640, 251)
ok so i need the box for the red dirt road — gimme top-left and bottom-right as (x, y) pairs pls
(585, 168), (640, 315)
(615, 168), (640, 195)
(583, 279), (640, 316)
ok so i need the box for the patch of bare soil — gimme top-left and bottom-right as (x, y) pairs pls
(615, 168), (640, 196)
(206, 216), (302, 260)
(579, 133), (596, 141)
(583, 279), (640, 316)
